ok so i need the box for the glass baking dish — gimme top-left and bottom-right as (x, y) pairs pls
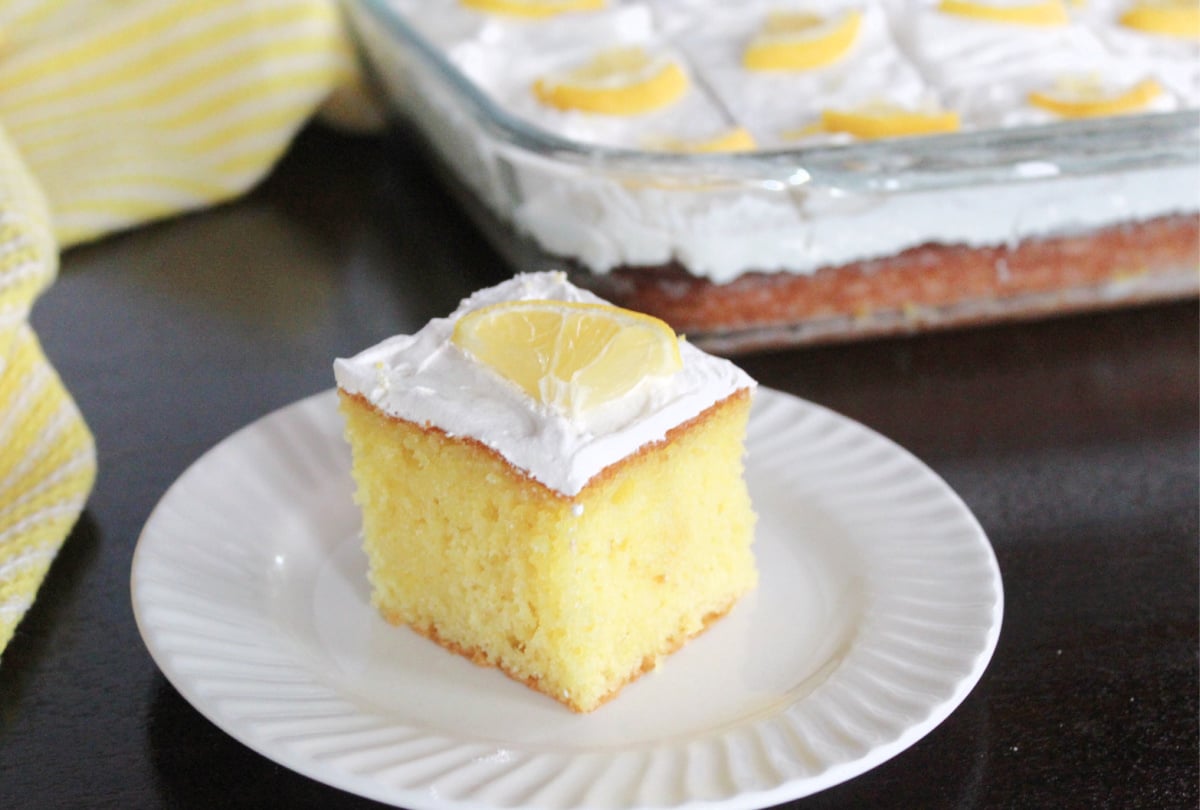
(343, 0), (1200, 353)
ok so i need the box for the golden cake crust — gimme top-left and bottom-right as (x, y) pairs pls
(337, 386), (752, 502)
(384, 599), (738, 713)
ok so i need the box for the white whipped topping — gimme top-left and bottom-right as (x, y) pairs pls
(334, 272), (756, 496)
(516, 161), (1199, 281)
(902, 0), (1183, 127)
(676, 3), (935, 147)
(452, 38), (739, 150)
(1082, 0), (1200, 106)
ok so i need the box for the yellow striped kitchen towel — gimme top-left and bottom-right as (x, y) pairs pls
(0, 123), (94, 657)
(0, 0), (365, 658)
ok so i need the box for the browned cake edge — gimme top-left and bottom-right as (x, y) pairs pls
(337, 386), (753, 503)
(381, 596), (741, 714)
(571, 214), (1200, 351)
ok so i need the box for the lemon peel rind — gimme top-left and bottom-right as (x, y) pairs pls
(532, 61), (688, 115)
(743, 10), (864, 72)
(1118, 3), (1200, 38)
(1028, 78), (1164, 118)
(819, 108), (962, 139)
(938, 0), (1070, 25)
(648, 127), (758, 154)
(460, 0), (606, 18)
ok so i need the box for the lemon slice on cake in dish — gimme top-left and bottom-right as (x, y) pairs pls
(644, 127), (758, 153)
(938, 0), (1070, 25)
(777, 120), (828, 141)
(532, 47), (689, 115)
(452, 300), (683, 415)
(460, 0), (605, 17)
(1118, 0), (1200, 38)
(820, 102), (961, 139)
(1028, 75), (1165, 117)
(743, 9), (864, 71)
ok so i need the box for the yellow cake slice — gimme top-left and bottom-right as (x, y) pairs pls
(333, 271), (757, 713)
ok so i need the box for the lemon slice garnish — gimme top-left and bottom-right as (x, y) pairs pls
(645, 127), (758, 153)
(451, 300), (683, 414)
(938, 0), (1070, 25)
(1028, 76), (1164, 117)
(1119, 0), (1200, 38)
(743, 10), (864, 72)
(460, 0), (605, 17)
(532, 47), (688, 115)
(820, 103), (961, 139)
(778, 121), (828, 141)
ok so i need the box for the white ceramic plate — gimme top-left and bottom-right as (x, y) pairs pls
(132, 387), (1002, 810)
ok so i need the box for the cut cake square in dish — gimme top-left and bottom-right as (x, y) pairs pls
(333, 271), (757, 713)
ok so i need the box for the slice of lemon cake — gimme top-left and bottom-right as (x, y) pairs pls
(334, 271), (756, 713)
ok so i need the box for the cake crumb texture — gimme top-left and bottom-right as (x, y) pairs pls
(338, 387), (756, 713)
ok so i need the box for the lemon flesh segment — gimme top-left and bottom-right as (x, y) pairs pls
(460, 0), (606, 17)
(743, 10), (864, 71)
(451, 300), (683, 415)
(938, 0), (1070, 25)
(648, 127), (758, 153)
(1119, 0), (1200, 38)
(1028, 77), (1164, 117)
(532, 47), (689, 115)
(820, 104), (961, 139)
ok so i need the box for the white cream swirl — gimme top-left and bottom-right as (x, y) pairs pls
(333, 272), (756, 496)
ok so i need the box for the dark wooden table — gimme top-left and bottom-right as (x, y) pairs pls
(3, 125), (1196, 809)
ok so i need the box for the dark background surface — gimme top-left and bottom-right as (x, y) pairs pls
(2, 125), (1196, 809)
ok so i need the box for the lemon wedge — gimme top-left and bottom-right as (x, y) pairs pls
(1028, 76), (1164, 117)
(460, 0), (605, 17)
(1119, 0), (1200, 38)
(451, 300), (683, 414)
(743, 9), (864, 71)
(938, 0), (1070, 25)
(646, 127), (758, 153)
(820, 103), (961, 139)
(532, 47), (688, 115)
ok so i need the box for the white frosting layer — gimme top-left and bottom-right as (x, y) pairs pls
(511, 163), (1200, 281)
(677, 3), (935, 148)
(334, 272), (756, 496)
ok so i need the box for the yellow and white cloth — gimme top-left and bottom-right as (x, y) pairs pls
(0, 0), (367, 657)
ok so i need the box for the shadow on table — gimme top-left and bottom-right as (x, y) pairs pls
(0, 512), (101, 727)
(146, 676), (391, 809)
(147, 671), (995, 810)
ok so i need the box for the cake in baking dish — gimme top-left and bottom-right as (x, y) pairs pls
(352, 0), (1199, 349)
(333, 272), (757, 712)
